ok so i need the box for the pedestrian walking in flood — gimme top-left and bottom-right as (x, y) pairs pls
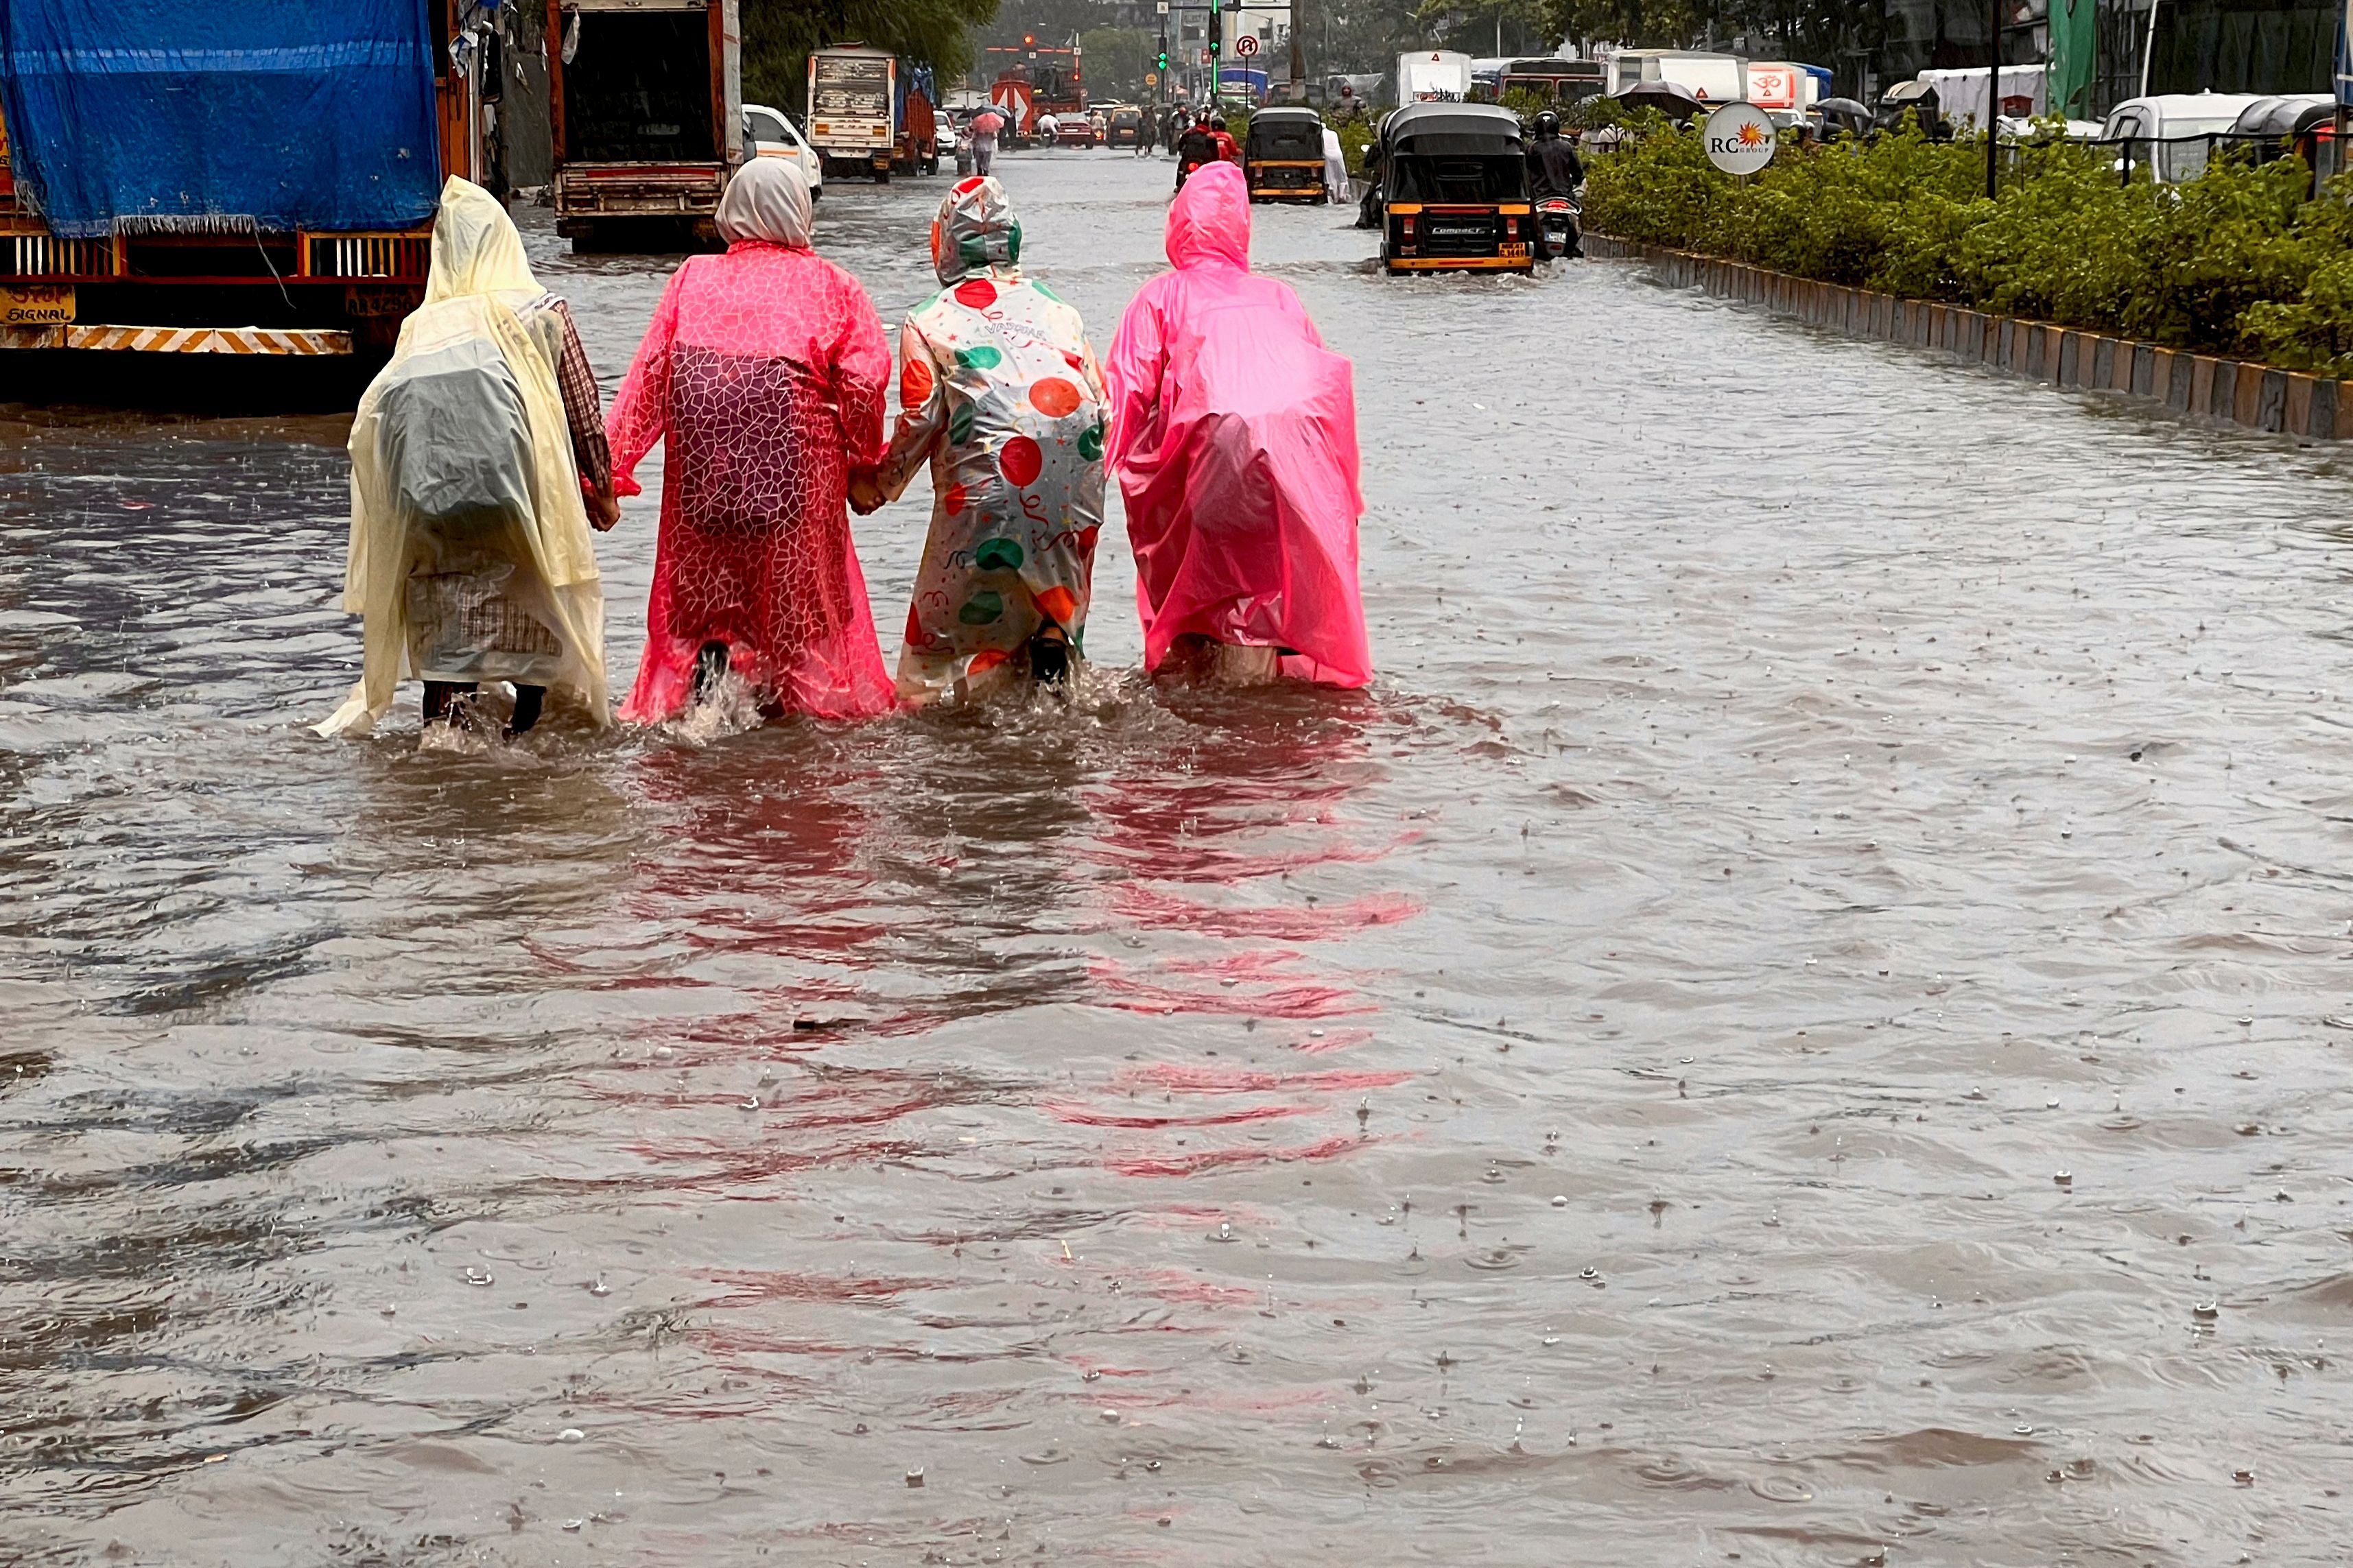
(969, 108), (1002, 176)
(317, 176), (615, 739)
(604, 157), (896, 724)
(1321, 122), (1351, 203)
(1105, 161), (1371, 687)
(849, 177), (1108, 705)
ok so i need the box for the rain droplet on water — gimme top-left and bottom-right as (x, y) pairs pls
(464, 1266), (493, 1287)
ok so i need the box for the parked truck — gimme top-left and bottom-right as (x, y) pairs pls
(0, 0), (490, 401)
(808, 45), (897, 182)
(547, 0), (742, 250)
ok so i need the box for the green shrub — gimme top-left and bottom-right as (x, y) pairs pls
(1583, 119), (2353, 373)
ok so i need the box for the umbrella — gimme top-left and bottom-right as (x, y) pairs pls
(1617, 80), (1705, 122)
(1814, 96), (1872, 136)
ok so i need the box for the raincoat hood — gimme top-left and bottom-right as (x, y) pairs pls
(424, 176), (541, 305)
(929, 176), (1021, 285)
(717, 156), (814, 248)
(1166, 159), (1250, 271)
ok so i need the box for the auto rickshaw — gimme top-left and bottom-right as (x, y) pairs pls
(1376, 101), (1532, 274)
(1244, 106), (1328, 202)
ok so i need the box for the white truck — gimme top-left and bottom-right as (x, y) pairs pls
(807, 45), (897, 182)
(1607, 50), (1747, 106)
(1397, 50), (1474, 103)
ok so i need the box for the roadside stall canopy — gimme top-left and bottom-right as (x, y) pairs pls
(0, 0), (442, 238)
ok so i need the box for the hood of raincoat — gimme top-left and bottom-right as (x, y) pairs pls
(930, 175), (1021, 285)
(424, 177), (541, 306)
(1165, 159), (1250, 272)
(717, 156), (814, 248)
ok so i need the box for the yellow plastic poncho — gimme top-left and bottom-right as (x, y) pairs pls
(316, 178), (608, 737)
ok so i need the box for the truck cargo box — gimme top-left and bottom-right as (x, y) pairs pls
(0, 0), (443, 238)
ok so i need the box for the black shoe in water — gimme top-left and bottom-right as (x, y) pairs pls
(1029, 632), (1071, 687)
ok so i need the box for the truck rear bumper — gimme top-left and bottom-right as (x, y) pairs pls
(554, 164), (728, 222)
(0, 324), (352, 354)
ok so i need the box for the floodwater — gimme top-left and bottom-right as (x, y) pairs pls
(3, 150), (2350, 1567)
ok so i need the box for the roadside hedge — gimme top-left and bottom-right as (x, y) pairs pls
(1581, 119), (2353, 377)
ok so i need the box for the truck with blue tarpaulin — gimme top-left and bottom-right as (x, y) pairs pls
(0, 0), (495, 379)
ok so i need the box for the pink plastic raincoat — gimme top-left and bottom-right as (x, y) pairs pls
(606, 169), (895, 722)
(1104, 161), (1372, 687)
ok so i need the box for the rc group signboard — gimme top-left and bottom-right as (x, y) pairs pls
(1703, 102), (1778, 176)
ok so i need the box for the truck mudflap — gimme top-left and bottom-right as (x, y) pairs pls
(0, 324), (352, 355)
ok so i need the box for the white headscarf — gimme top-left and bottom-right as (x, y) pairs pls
(717, 156), (814, 248)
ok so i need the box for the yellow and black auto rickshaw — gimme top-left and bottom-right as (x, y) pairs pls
(1377, 102), (1532, 274)
(1244, 106), (1329, 202)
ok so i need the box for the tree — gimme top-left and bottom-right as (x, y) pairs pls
(742, 0), (1002, 113)
(1080, 25), (1157, 99)
(1413, 0), (1552, 56)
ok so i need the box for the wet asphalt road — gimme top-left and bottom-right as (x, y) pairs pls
(2, 146), (2351, 1565)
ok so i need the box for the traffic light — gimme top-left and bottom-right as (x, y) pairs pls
(1155, 47), (1169, 71)
(1206, 0), (1221, 59)
(1023, 33), (1034, 45)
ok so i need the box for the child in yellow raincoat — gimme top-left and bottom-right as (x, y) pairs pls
(317, 177), (614, 738)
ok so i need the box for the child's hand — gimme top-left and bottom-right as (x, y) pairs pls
(847, 471), (886, 515)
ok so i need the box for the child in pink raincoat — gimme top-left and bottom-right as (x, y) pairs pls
(1104, 160), (1373, 687)
(605, 157), (896, 723)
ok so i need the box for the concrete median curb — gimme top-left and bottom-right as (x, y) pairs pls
(1584, 233), (2345, 442)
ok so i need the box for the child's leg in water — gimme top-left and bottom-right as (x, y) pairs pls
(691, 641), (730, 703)
(423, 680), (477, 724)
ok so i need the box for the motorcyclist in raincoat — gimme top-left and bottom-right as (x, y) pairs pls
(1104, 160), (1372, 688)
(851, 176), (1109, 704)
(316, 176), (614, 739)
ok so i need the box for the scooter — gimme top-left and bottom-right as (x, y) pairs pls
(1535, 194), (1581, 260)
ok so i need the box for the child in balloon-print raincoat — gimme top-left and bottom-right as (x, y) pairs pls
(855, 176), (1108, 705)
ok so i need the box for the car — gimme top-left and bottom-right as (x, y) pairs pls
(742, 102), (823, 200)
(2100, 93), (2267, 182)
(1057, 115), (1098, 147)
(1106, 106), (1146, 147)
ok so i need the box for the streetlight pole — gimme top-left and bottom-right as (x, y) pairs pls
(1986, 0), (2000, 199)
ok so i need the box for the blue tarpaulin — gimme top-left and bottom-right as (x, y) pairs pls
(0, 0), (444, 238)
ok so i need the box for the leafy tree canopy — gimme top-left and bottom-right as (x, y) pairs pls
(743, 0), (1002, 112)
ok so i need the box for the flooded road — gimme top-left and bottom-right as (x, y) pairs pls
(4, 149), (2352, 1565)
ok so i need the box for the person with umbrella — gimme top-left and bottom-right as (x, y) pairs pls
(968, 106), (1004, 176)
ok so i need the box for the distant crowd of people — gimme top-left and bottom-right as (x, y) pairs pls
(318, 158), (1371, 740)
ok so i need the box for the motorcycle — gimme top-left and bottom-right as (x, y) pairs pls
(1535, 194), (1581, 260)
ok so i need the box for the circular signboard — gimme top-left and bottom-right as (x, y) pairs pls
(1703, 102), (1777, 176)
(1235, 32), (1261, 56)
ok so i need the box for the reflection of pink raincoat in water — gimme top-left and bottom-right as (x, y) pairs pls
(1104, 161), (1373, 687)
(606, 169), (895, 722)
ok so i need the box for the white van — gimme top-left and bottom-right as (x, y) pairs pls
(2100, 92), (2267, 182)
(1607, 50), (1745, 106)
(741, 102), (825, 201)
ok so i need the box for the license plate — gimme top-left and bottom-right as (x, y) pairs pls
(1500, 243), (1528, 256)
(0, 284), (73, 326)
